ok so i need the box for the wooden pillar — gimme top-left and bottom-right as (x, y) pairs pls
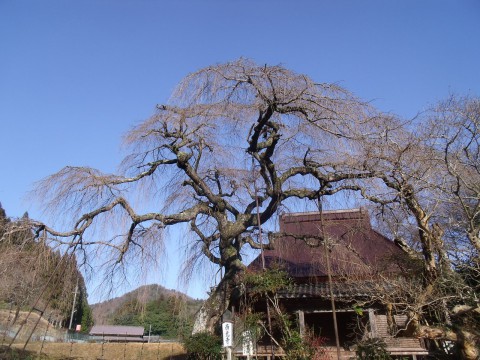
(368, 309), (377, 338)
(297, 310), (305, 338)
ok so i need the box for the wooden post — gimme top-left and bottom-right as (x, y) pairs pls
(68, 278), (79, 330)
(317, 201), (341, 360)
(298, 310), (305, 338)
(368, 309), (377, 338)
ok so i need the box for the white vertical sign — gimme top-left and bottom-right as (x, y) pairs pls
(242, 330), (254, 356)
(222, 321), (233, 347)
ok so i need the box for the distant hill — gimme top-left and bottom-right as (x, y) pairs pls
(91, 284), (203, 338)
(91, 284), (191, 324)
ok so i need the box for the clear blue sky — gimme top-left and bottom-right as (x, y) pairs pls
(1, 0), (479, 301)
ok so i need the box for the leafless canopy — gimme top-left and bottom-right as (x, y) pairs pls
(33, 59), (389, 273)
(31, 58), (397, 331)
(31, 60), (479, 347)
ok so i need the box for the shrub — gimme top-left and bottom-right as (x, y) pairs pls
(284, 329), (327, 360)
(356, 338), (392, 360)
(183, 332), (222, 360)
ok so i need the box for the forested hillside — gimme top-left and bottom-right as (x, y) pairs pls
(92, 284), (203, 338)
(0, 203), (92, 331)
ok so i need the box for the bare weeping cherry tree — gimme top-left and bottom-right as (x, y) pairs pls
(432, 95), (480, 255)
(354, 97), (480, 359)
(31, 59), (390, 333)
(423, 96), (480, 359)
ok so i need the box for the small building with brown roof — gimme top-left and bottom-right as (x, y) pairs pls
(234, 209), (429, 359)
(89, 325), (145, 342)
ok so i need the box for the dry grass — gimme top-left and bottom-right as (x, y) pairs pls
(4, 342), (187, 360)
(0, 309), (187, 359)
(0, 309), (64, 342)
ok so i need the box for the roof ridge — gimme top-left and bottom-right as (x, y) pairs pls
(280, 208), (369, 224)
(281, 208), (363, 217)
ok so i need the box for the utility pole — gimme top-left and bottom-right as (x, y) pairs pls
(317, 200), (341, 360)
(253, 158), (274, 359)
(68, 278), (79, 331)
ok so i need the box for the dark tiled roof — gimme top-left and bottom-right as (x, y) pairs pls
(277, 281), (384, 299)
(250, 209), (403, 278)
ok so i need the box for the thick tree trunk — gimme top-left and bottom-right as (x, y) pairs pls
(192, 258), (245, 334)
(457, 329), (479, 360)
(467, 231), (480, 255)
(191, 278), (238, 334)
(402, 189), (440, 284)
(418, 325), (479, 360)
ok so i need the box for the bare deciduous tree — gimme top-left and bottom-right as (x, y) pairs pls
(30, 59), (478, 357)
(431, 95), (480, 255)
(355, 97), (480, 359)
(31, 59), (389, 333)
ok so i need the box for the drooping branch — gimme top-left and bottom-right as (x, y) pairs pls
(32, 58), (413, 335)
